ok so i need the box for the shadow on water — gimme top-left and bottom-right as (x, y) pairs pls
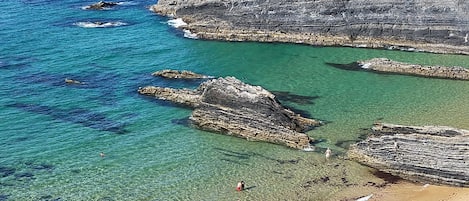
(335, 130), (370, 149)
(7, 103), (128, 134)
(213, 147), (301, 166)
(272, 91), (319, 105)
(325, 62), (362, 71)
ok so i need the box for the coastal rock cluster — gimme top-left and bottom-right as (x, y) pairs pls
(139, 76), (321, 149)
(152, 0), (469, 54)
(357, 58), (469, 80)
(84, 1), (118, 10)
(348, 123), (469, 187)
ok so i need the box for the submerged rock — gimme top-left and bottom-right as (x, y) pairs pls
(139, 76), (321, 149)
(85, 1), (118, 10)
(357, 58), (469, 80)
(152, 69), (213, 79)
(348, 123), (469, 187)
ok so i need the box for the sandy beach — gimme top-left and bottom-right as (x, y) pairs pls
(368, 181), (469, 201)
(338, 181), (469, 201)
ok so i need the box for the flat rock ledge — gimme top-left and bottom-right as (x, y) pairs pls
(139, 76), (321, 149)
(348, 123), (469, 187)
(358, 58), (469, 80)
(152, 69), (213, 79)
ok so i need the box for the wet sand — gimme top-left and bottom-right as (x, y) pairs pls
(338, 181), (469, 201)
(368, 182), (469, 201)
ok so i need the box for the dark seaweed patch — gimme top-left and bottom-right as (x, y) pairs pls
(14, 172), (34, 181)
(171, 118), (191, 127)
(276, 159), (299, 164)
(0, 55), (37, 70)
(8, 103), (128, 134)
(0, 167), (15, 177)
(39, 195), (62, 201)
(29, 163), (54, 171)
(0, 194), (9, 201)
(372, 170), (401, 184)
(325, 62), (362, 71)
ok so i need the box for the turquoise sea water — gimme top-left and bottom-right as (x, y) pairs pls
(2, 0), (469, 200)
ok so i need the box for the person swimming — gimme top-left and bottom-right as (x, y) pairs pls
(236, 181), (245, 191)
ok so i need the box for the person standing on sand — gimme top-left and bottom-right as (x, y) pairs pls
(325, 148), (331, 160)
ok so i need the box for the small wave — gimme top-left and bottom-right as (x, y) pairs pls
(81, 5), (112, 10)
(74, 21), (127, 28)
(116, 1), (138, 6)
(167, 18), (187, 28)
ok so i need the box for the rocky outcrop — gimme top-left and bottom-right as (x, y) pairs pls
(139, 76), (321, 149)
(348, 123), (469, 187)
(84, 1), (118, 10)
(152, 0), (469, 54)
(152, 69), (213, 79)
(357, 58), (469, 80)
(64, 78), (84, 85)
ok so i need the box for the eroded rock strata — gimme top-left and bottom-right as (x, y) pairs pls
(358, 58), (469, 80)
(348, 123), (469, 187)
(139, 76), (321, 149)
(152, 0), (469, 54)
(152, 69), (213, 79)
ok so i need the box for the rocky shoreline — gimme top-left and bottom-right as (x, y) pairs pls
(152, 0), (469, 55)
(139, 75), (321, 149)
(357, 58), (469, 80)
(348, 123), (469, 187)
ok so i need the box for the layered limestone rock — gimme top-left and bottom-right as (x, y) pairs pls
(152, 0), (469, 54)
(357, 58), (469, 80)
(139, 76), (321, 149)
(348, 123), (469, 187)
(152, 69), (213, 79)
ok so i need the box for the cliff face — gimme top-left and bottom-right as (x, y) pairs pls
(152, 0), (469, 54)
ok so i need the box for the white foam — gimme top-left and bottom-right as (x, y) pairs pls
(302, 146), (315, 152)
(74, 21), (127, 28)
(81, 5), (113, 10)
(167, 18), (187, 28)
(116, 1), (138, 6)
(183, 29), (198, 39)
(361, 63), (371, 69)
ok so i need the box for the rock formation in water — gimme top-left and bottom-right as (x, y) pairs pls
(85, 1), (118, 10)
(151, 0), (469, 54)
(139, 76), (321, 149)
(357, 58), (469, 80)
(152, 69), (213, 79)
(348, 123), (469, 187)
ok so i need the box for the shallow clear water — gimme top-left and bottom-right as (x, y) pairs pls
(1, 0), (469, 200)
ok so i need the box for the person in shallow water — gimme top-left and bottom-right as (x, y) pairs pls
(236, 181), (245, 191)
(325, 148), (331, 160)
